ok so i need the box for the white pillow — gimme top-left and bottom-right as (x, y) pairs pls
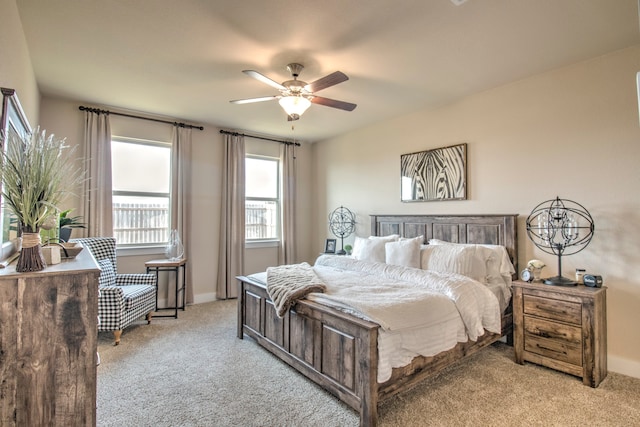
(428, 239), (515, 286)
(355, 239), (387, 263)
(352, 234), (399, 263)
(369, 234), (400, 241)
(420, 244), (487, 283)
(399, 235), (425, 243)
(385, 236), (422, 268)
(351, 236), (367, 259)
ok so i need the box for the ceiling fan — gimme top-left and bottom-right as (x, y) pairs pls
(230, 63), (357, 121)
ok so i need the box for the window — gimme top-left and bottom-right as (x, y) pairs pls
(245, 156), (280, 241)
(111, 138), (171, 246)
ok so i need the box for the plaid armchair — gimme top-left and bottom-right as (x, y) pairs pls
(72, 237), (157, 345)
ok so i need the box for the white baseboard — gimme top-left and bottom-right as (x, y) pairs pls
(158, 292), (218, 308)
(609, 355), (640, 379)
(192, 292), (217, 304)
(155, 298), (178, 310)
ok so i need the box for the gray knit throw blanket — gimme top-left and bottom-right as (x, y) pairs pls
(266, 262), (326, 317)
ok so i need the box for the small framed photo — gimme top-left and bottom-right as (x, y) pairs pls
(324, 239), (337, 254)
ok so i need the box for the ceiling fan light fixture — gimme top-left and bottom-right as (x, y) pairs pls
(232, 64), (356, 120)
(279, 95), (311, 118)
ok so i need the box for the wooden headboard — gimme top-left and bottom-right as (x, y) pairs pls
(371, 214), (518, 274)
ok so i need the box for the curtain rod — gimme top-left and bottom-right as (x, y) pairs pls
(219, 129), (301, 146)
(79, 106), (204, 130)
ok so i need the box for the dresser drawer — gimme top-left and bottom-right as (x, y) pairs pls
(523, 294), (581, 325)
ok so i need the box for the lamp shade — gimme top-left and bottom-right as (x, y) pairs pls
(279, 96), (311, 119)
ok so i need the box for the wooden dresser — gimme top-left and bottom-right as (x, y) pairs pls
(512, 280), (607, 387)
(0, 249), (100, 426)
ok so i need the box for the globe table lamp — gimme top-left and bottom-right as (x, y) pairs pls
(328, 206), (356, 255)
(525, 197), (595, 286)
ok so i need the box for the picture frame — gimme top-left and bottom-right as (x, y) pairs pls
(400, 143), (467, 202)
(324, 238), (337, 254)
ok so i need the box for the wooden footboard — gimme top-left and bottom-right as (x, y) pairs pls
(237, 275), (512, 427)
(237, 275), (381, 425)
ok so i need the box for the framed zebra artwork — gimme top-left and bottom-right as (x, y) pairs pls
(401, 143), (467, 202)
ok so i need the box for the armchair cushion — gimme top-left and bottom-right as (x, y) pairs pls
(120, 285), (157, 311)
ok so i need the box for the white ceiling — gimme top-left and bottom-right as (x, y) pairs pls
(16, 0), (640, 142)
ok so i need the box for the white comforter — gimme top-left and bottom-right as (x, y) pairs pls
(306, 255), (502, 382)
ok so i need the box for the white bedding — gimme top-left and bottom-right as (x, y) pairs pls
(249, 254), (509, 383)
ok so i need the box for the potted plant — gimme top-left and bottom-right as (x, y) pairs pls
(344, 244), (353, 256)
(40, 209), (86, 244)
(0, 128), (82, 272)
(58, 209), (86, 242)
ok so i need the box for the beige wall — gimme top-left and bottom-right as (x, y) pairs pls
(311, 45), (640, 378)
(0, 0), (39, 126)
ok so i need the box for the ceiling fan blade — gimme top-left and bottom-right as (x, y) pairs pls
(243, 70), (286, 90)
(304, 71), (348, 92)
(310, 96), (357, 111)
(229, 96), (278, 104)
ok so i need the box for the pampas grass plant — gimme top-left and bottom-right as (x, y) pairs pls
(0, 128), (82, 271)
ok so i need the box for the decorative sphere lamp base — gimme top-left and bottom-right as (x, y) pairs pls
(526, 197), (595, 289)
(544, 275), (577, 287)
(329, 206), (356, 258)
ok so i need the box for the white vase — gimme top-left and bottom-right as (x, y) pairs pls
(165, 229), (184, 261)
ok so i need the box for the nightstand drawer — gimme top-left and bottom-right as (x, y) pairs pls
(524, 334), (582, 366)
(524, 316), (582, 345)
(525, 316), (582, 366)
(523, 294), (581, 325)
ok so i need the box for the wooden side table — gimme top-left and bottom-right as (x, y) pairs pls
(512, 280), (607, 387)
(145, 258), (187, 319)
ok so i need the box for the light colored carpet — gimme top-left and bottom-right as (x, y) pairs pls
(97, 300), (640, 426)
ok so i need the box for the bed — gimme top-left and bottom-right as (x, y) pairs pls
(237, 214), (518, 426)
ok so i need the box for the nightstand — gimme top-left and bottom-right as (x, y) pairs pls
(512, 280), (607, 387)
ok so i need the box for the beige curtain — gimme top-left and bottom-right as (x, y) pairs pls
(278, 143), (297, 265)
(171, 126), (193, 303)
(216, 133), (245, 299)
(81, 110), (113, 237)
